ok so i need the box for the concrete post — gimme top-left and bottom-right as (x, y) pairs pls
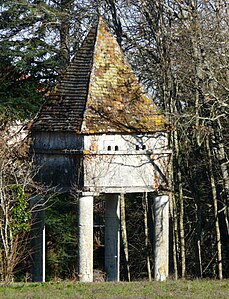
(105, 194), (120, 281)
(30, 196), (45, 282)
(78, 193), (93, 282)
(154, 194), (169, 281)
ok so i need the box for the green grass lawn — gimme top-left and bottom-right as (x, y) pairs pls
(0, 280), (229, 299)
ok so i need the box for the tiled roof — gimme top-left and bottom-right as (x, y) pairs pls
(31, 17), (169, 133)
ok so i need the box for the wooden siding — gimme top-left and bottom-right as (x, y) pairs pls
(31, 22), (98, 132)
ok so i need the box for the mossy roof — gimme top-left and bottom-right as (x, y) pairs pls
(31, 17), (169, 134)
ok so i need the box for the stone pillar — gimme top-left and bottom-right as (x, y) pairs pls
(78, 193), (93, 282)
(105, 194), (120, 281)
(30, 196), (45, 282)
(154, 194), (169, 281)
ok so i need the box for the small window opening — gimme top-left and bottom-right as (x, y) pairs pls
(136, 145), (140, 150)
(107, 146), (111, 151)
(142, 145), (146, 150)
(115, 145), (119, 151)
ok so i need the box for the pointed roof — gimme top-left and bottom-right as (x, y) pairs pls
(31, 17), (168, 133)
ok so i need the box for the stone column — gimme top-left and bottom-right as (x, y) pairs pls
(154, 194), (169, 281)
(78, 193), (94, 282)
(105, 194), (120, 281)
(30, 196), (45, 282)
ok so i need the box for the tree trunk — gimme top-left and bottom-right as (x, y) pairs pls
(169, 145), (178, 280)
(106, 0), (123, 46)
(59, 0), (73, 67)
(194, 194), (203, 278)
(170, 191), (178, 280)
(174, 130), (186, 278)
(206, 136), (223, 279)
(216, 119), (229, 235)
(142, 192), (152, 281)
(120, 193), (131, 281)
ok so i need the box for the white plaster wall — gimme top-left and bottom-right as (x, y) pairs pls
(84, 133), (168, 153)
(83, 133), (170, 193)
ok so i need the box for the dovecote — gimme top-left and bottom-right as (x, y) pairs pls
(30, 17), (170, 194)
(30, 17), (171, 283)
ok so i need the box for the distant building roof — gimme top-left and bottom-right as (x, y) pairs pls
(31, 17), (169, 134)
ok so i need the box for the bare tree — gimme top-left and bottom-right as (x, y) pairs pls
(0, 127), (44, 283)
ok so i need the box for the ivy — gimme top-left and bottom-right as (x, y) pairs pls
(10, 185), (31, 236)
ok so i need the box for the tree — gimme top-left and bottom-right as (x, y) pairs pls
(117, 0), (228, 278)
(0, 57), (43, 127)
(0, 127), (43, 283)
(0, 0), (95, 124)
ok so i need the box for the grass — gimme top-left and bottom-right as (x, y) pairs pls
(0, 279), (228, 299)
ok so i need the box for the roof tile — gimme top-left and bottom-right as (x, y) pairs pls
(31, 17), (169, 133)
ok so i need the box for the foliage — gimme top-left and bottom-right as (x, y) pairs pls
(0, 44), (44, 125)
(0, 132), (40, 283)
(45, 195), (78, 280)
(0, 0), (66, 125)
(124, 193), (153, 280)
(10, 185), (31, 235)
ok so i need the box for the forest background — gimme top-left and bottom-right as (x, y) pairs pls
(0, 0), (228, 282)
